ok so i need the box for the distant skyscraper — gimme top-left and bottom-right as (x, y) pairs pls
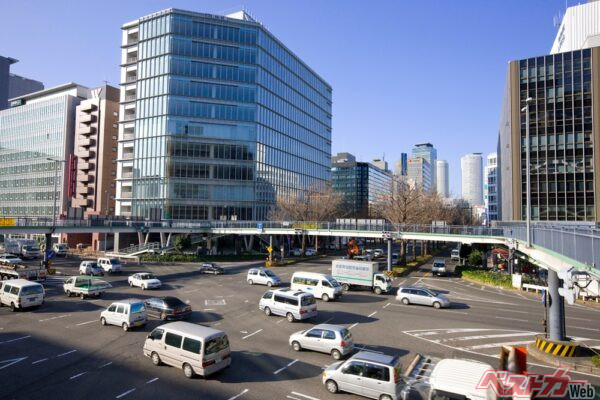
(461, 153), (483, 206)
(412, 143), (437, 191)
(407, 157), (432, 192)
(551, 1), (600, 54)
(394, 153), (408, 176)
(484, 153), (498, 221)
(435, 160), (449, 198)
(0, 55), (43, 111)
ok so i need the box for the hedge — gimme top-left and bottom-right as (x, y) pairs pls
(140, 253), (266, 263)
(593, 355), (600, 368)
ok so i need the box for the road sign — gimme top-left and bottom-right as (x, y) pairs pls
(46, 250), (55, 260)
(541, 289), (546, 306)
(267, 246), (273, 253)
(257, 223), (263, 230)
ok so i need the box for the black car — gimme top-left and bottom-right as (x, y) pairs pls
(144, 296), (192, 320)
(199, 263), (225, 275)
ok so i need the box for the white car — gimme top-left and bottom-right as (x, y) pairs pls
(247, 267), (281, 287)
(0, 253), (23, 264)
(128, 273), (162, 290)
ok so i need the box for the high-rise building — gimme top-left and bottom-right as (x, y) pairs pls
(484, 153), (498, 221)
(116, 9), (332, 221)
(407, 157), (432, 192)
(461, 153), (483, 206)
(551, 1), (600, 54)
(412, 143), (437, 191)
(0, 56), (44, 111)
(332, 152), (392, 218)
(498, 47), (600, 221)
(435, 160), (449, 198)
(394, 153), (408, 176)
(0, 83), (89, 217)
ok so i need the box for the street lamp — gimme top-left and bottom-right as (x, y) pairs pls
(46, 157), (66, 230)
(521, 97), (534, 247)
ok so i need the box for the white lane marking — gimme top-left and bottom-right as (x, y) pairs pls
(273, 359), (299, 375)
(475, 307), (529, 315)
(442, 310), (469, 315)
(240, 331), (248, 334)
(75, 320), (97, 326)
(0, 357), (28, 370)
(463, 340), (534, 350)
(438, 332), (537, 342)
(367, 311), (377, 318)
(0, 335), (31, 344)
(146, 377), (159, 384)
(56, 349), (77, 358)
(348, 323), (359, 330)
(69, 371), (87, 380)
(287, 396), (302, 400)
(227, 389), (249, 400)
(406, 328), (497, 336)
(321, 317), (334, 324)
(567, 316), (596, 321)
(383, 303), (391, 309)
(203, 308), (215, 311)
(494, 316), (528, 322)
(242, 329), (263, 340)
(397, 279), (407, 286)
(115, 388), (136, 399)
(569, 326), (600, 332)
(39, 314), (71, 322)
(100, 362), (113, 368)
(290, 392), (320, 400)
(32, 358), (48, 365)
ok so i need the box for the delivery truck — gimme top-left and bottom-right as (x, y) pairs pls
(63, 276), (112, 299)
(331, 259), (392, 295)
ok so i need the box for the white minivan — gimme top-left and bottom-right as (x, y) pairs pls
(97, 257), (122, 274)
(247, 267), (281, 287)
(143, 321), (231, 378)
(259, 288), (317, 322)
(100, 299), (147, 331)
(291, 272), (343, 302)
(0, 279), (45, 311)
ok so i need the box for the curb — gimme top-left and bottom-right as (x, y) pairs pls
(527, 343), (600, 376)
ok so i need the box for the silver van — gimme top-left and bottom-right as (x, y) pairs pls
(0, 279), (45, 311)
(395, 286), (450, 309)
(247, 267), (281, 287)
(431, 258), (446, 276)
(143, 321), (231, 378)
(289, 323), (353, 360)
(259, 288), (317, 322)
(322, 351), (403, 399)
(100, 299), (147, 331)
(97, 257), (122, 274)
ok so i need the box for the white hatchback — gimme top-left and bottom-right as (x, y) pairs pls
(128, 273), (162, 290)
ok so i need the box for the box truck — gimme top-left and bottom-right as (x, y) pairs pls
(331, 259), (392, 295)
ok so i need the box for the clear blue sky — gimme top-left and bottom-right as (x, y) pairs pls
(0, 0), (572, 196)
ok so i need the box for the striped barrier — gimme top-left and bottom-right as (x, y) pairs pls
(535, 336), (579, 357)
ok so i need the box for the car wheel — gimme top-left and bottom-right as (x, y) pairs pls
(326, 380), (338, 394)
(292, 341), (302, 351)
(433, 301), (441, 309)
(374, 287), (382, 295)
(80, 293), (85, 300)
(248, 279), (253, 285)
(151, 352), (161, 366)
(402, 297), (410, 305)
(342, 283), (350, 292)
(183, 363), (195, 379)
(100, 317), (106, 326)
(10, 302), (16, 312)
(65, 290), (71, 297)
(322, 293), (330, 302)
(331, 349), (342, 360)
(129, 281), (133, 287)
(122, 323), (129, 332)
(267, 281), (272, 287)
(160, 313), (167, 321)
(380, 395), (393, 400)
(264, 307), (271, 317)
(286, 312), (294, 322)
(142, 285), (146, 290)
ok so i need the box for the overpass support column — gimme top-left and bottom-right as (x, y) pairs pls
(114, 233), (120, 252)
(137, 231), (144, 246)
(387, 238), (392, 272)
(547, 269), (566, 341)
(43, 233), (52, 268)
(166, 233), (172, 247)
(160, 232), (166, 247)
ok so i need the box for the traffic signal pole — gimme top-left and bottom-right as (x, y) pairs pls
(547, 269), (566, 341)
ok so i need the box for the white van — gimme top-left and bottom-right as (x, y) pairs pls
(143, 321), (231, 378)
(0, 279), (45, 311)
(291, 272), (343, 302)
(259, 288), (317, 322)
(247, 267), (281, 287)
(97, 257), (122, 274)
(100, 299), (147, 331)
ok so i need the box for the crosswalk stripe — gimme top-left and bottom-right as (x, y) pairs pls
(462, 340), (534, 350)
(438, 332), (537, 342)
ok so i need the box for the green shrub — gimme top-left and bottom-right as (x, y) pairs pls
(461, 270), (512, 289)
(140, 253), (265, 263)
(592, 355), (600, 368)
(467, 250), (483, 266)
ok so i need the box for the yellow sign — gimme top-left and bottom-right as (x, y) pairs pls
(267, 246), (273, 253)
(0, 218), (16, 227)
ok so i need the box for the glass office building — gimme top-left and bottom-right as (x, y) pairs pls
(0, 83), (88, 217)
(412, 143), (437, 191)
(331, 153), (392, 218)
(499, 48), (599, 221)
(117, 9), (332, 221)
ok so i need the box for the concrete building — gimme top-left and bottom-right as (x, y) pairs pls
(461, 153), (483, 206)
(332, 152), (392, 218)
(484, 153), (498, 222)
(116, 9), (332, 222)
(407, 157), (432, 192)
(371, 158), (389, 172)
(435, 160), (449, 198)
(551, 0), (600, 54)
(0, 56), (44, 111)
(0, 83), (89, 218)
(412, 143), (437, 191)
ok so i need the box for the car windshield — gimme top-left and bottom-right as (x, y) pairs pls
(20, 285), (43, 295)
(109, 259), (120, 264)
(327, 278), (340, 287)
(141, 274), (155, 279)
(205, 335), (229, 355)
(131, 303), (146, 313)
(264, 270), (276, 277)
(301, 296), (316, 306)
(164, 297), (185, 307)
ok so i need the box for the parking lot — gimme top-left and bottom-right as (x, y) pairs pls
(1, 255), (600, 399)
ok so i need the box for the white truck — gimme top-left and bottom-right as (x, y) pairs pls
(0, 261), (47, 281)
(5, 239), (41, 259)
(63, 276), (112, 299)
(331, 259), (392, 295)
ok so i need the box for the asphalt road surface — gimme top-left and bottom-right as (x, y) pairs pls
(1, 255), (599, 400)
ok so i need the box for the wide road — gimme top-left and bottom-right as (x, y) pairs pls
(1, 255), (599, 400)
